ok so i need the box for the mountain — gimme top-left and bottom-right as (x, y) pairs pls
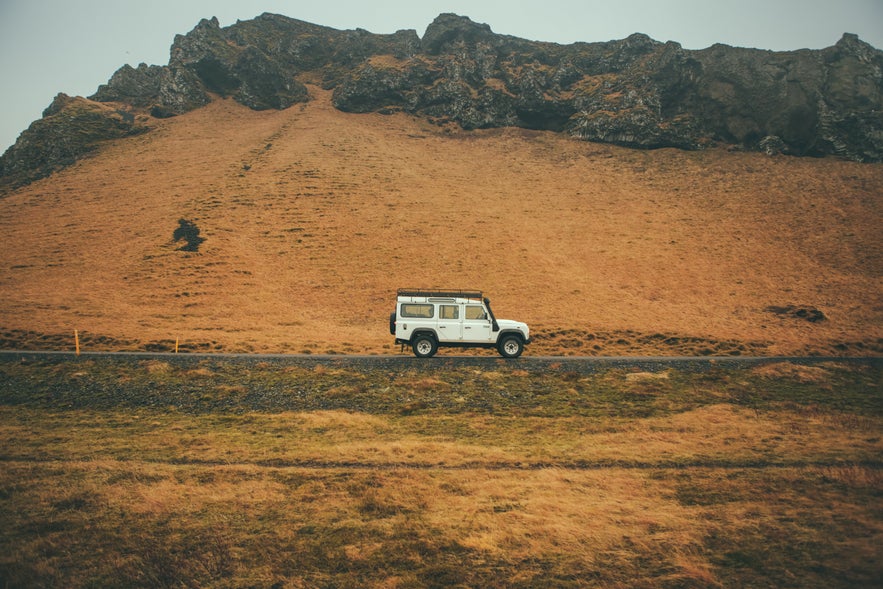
(0, 14), (880, 356)
(2, 13), (882, 191)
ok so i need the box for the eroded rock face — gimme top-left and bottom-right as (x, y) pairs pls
(0, 94), (148, 189)
(684, 34), (883, 160)
(83, 13), (883, 161)
(3, 12), (882, 190)
(91, 63), (209, 118)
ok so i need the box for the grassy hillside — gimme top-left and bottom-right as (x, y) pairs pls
(0, 88), (881, 355)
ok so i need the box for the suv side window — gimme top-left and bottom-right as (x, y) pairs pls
(465, 305), (486, 320)
(440, 305), (459, 320)
(401, 303), (434, 318)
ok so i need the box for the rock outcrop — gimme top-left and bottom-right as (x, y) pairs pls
(0, 94), (147, 188)
(3, 12), (881, 190)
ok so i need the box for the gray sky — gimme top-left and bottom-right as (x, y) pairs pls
(1, 0), (882, 152)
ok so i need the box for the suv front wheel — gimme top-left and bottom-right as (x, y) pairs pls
(411, 334), (438, 358)
(498, 334), (524, 358)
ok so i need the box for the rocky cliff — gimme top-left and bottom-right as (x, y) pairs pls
(2, 12), (881, 190)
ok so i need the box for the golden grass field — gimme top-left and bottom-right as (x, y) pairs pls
(1, 86), (881, 355)
(0, 357), (880, 587)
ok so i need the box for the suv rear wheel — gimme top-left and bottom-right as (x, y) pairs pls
(498, 334), (524, 358)
(412, 334), (438, 358)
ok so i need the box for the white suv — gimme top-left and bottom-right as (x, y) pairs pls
(390, 289), (531, 358)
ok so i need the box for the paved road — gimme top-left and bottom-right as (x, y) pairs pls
(2, 350), (879, 374)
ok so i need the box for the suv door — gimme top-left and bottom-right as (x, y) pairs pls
(463, 303), (493, 343)
(436, 304), (462, 342)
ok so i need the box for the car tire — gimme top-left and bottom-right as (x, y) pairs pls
(389, 312), (397, 336)
(411, 334), (438, 358)
(498, 334), (524, 358)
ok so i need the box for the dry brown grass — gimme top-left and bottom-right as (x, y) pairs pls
(751, 361), (834, 383)
(0, 459), (733, 586)
(1, 359), (880, 587)
(3, 418), (879, 587)
(2, 400), (879, 474)
(0, 87), (881, 355)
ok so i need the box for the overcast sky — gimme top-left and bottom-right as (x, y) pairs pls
(2, 0), (882, 152)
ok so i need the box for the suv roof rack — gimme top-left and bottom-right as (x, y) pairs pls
(397, 288), (483, 300)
